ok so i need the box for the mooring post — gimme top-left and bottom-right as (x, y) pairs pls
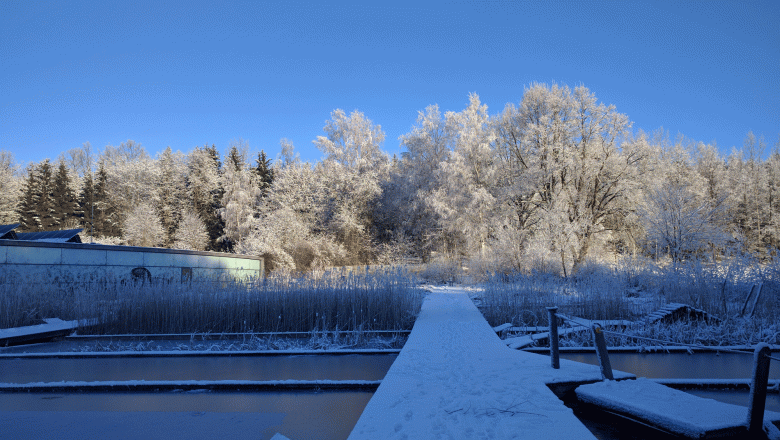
(747, 343), (771, 434)
(592, 324), (613, 380)
(546, 307), (560, 369)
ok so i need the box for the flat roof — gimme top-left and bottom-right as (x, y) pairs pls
(0, 239), (263, 261)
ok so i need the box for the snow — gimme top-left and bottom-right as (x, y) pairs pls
(0, 318), (99, 344)
(0, 379), (381, 392)
(0, 348), (402, 358)
(576, 377), (780, 438)
(0, 318), (78, 339)
(348, 287), (634, 439)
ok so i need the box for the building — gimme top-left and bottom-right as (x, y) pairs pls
(0, 224), (263, 284)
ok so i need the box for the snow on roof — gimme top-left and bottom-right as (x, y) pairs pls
(14, 228), (83, 243)
(0, 223), (19, 239)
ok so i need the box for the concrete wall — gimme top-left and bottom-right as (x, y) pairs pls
(0, 240), (263, 285)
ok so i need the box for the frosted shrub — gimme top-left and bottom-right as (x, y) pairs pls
(0, 268), (423, 334)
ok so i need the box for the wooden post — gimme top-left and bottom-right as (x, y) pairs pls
(546, 307), (560, 369)
(592, 324), (613, 380)
(747, 343), (771, 435)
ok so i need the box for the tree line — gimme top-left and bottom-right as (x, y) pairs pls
(0, 83), (778, 274)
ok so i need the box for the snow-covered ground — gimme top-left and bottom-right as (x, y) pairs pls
(348, 286), (633, 439)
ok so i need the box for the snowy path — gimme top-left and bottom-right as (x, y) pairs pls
(348, 286), (633, 440)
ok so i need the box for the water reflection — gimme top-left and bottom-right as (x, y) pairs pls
(0, 354), (397, 383)
(0, 391), (373, 440)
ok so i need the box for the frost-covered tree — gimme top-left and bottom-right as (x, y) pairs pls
(639, 144), (726, 263)
(494, 83), (636, 274)
(428, 94), (498, 256)
(766, 138), (780, 252)
(219, 140), (257, 250)
(173, 209), (209, 251)
(313, 109), (389, 264)
(63, 142), (94, 179)
(187, 145), (224, 251)
(238, 140), (347, 272)
(0, 151), (21, 224)
(99, 140), (157, 236)
(391, 105), (455, 258)
(726, 132), (770, 255)
(156, 146), (186, 247)
(123, 202), (165, 247)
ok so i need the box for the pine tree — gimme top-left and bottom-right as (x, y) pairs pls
(34, 160), (56, 231)
(78, 172), (96, 238)
(94, 161), (118, 237)
(52, 160), (77, 229)
(187, 145), (225, 251)
(226, 141), (246, 172)
(156, 146), (185, 247)
(254, 150), (274, 197)
(17, 164), (39, 232)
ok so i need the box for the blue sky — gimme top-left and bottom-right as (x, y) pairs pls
(2, 0), (778, 167)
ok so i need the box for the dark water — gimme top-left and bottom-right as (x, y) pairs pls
(0, 391), (372, 440)
(560, 351), (780, 379)
(0, 354), (393, 440)
(0, 354), (397, 383)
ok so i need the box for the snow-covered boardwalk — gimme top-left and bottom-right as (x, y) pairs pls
(577, 378), (780, 438)
(348, 287), (634, 439)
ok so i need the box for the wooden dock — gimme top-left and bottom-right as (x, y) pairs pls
(348, 287), (634, 439)
(0, 318), (96, 346)
(577, 378), (780, 438)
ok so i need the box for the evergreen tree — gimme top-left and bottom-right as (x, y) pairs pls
(52, 160), (77, 229)
(17, 164), (38, 232)
(187, 145), (225, 251)
(156, 146), (185, 247)
(254, 150), (274, 197)
(226, 141), (246, 172)
(78, 172), (96, 238)
(94, 161), (118, 236)
(34, 160), (56, 231)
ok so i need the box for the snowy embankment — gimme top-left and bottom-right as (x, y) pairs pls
(0, 379), (380, 392)
(348, 286), (633, 440)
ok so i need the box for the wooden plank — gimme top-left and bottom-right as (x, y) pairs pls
(0, 318), (97, 346)
(577, 378), (780, 439)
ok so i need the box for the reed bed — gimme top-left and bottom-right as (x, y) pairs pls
(0, 267), (424, 334)
(478, 256), (780, 330)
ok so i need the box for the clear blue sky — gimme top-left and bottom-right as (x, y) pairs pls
(2, 0), (778, 167)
